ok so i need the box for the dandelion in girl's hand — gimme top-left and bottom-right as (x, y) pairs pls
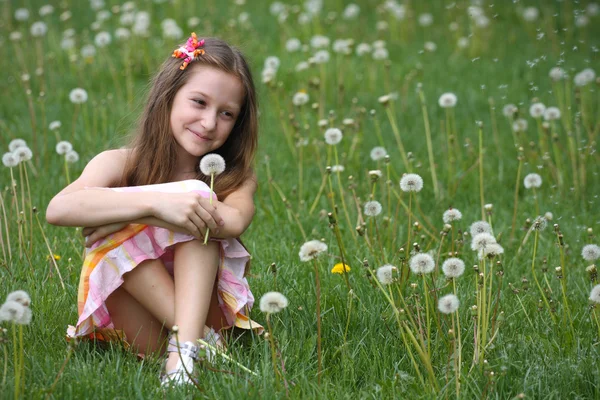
(582, 244), (600, 262)
(438, 294), (460, 314)
(443, 208), (462, 223)
(376, 264), (396, 285)
(65, 150), (79, 163)
(438, 93), (457, 108)
(370, 146), (387, 161)
(399, 173), (423, 192)
(524, 173), (542, 189)
(69, 88), (88, 104)
(259, 292), (288, 314)
(470, 220), (492, 236)
(299, 240), (327, 262)
(442, 258), (465, 278)
(409, 253), (435, 274)
(8, 139), (27, 152)
(56, 141), (73, 155)
(292, 91), (309, 106)
(2, 152), (19, 168)
(590, 285), (600, 304)
(6, 291), (31, 307)
(529, 103), (545, 118)
(364, 201), (382, 217)
(543, 107), (561, 121)
(199, 154), (226, 176)
(471, 233), (497, 251)
(324, 128), (342, 145)
(331, 263), (350, 274)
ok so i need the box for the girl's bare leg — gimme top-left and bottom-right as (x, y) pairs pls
(166, 239), (220, 370)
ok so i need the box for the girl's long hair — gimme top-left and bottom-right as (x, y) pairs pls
(120, 37), (258, 200)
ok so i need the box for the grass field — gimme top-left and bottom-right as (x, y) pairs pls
(1, 0), (600, 398)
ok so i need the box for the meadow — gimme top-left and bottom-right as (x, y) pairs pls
(1, 0), (600, 398)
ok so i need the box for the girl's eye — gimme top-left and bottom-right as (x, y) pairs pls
(194, 99), (206, 106)
(222, 111), (234, 118)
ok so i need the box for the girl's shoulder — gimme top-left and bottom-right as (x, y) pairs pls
(81, 148), (130, 187)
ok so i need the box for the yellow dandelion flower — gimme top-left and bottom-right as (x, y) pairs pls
(47, 254), (61, 261)
(331, 263), (351, 274)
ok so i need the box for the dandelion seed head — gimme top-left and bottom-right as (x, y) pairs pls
(502, 104), (518, 117)
(364, 201), (382, 217)
(529, 102), (546, 118)
(543, 107), (561, 121)
(469, 221), (491, 236)
(369, 170), (382, 178)
(409, 253), (435, 274)
(94, 31), (112, 47)
(590, 285), (600, 304)
(259, 291), (288, 314)
(30, 21), (48, 37)
(39, 5), (54, 16)
(55, 141), (73, 155)
(2, 152), (19, 168)
(574, 68), (595, 86)
(478, 243), (504, 259)
(376, 264), (396, 285)
(285, 38), (301, 52)
(399, 173), (424, 192)
(442, 258), (465, 278)
(418, 13), (433, 26)
(0, 301), (25, 323)
(372, 47), (389, 60)
(424, 41), (437, 52)
(324, 127), (342, 145)
(65, 150), (79, 163)
(443, 208), (462, 223)
(549, 67), (565, 81)
(342, 3), (360, 19)
(524, 173), (542, 189)
(438, 294), (460, 314)
(370, 146), (387, 161)
(314, 49), (330, 64)
(438, 92), (457, 108)
(13, 147), (32, 162)
(6, 290), (31, 307)
(471, 232), (497, 251)
(49, 121), (62, 131)
(199, 154), (226, 175)
(292, 91), (309, 106)
(355, 43), (371, 56)
(15, 8), (30, 21)
(310, 34), (330, 49)
(299, 240), (327, 262)
(69, 88), (88, 104)
(582, 244), (600, 262)
(522, 7), (539, 22)
(531, 216), (547, 231)
(295, 61), (309, 72)
(8, 139), (27, 152)
(544, 212), (553, 221)
(512, 118), (528, 132)
(457, 37), (469, 49)
(331, 164), (344, 173)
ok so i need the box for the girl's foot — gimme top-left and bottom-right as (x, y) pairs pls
(160, 338), (200, 387)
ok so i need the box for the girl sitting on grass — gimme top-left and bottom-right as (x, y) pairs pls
(46, 34), (262, 387)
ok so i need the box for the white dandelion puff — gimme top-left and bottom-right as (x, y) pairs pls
(376, 264), (396, 285)
(409, 253), (435, 274)
(9, 139), (27, 152)
(370, 146), (387, 161)
(264, 56), (280, 71)
(574, 68), (595, 87)
(69, 88), (88, 104)
(331, 165), (344, 173)
(65, 150), (79, 163)
(442, 258), (465, 278)
(502, 104), (518, 117)
(30, 21), (48, 37)
(478, 243), (504, 259)
(2, 152), (19, 168)
(522, 7), (539, 22)
(310, 35), (330, 49)
(364, 201), (382, 217)
(438, 93), (457, 108)
(512, 118), (528, 132)
(524, 173), (542, 189)
(299, 240), (327, 262)
(199, 154), (226, 176)
(285, 38), (301, 52)
(471, 232), (497, 252)
(0, 301), (25, 323)
(80, 44), (97, 58)
(529, 102), (546, 118)
(15, 8), (30, 21)
(372, 47), (389, 60)
(369, 170), (382, 178)
(418, 13), (433, 26)
(582, 244), (600, 262)
(549, 67), (565, 81)
(13, 147), (32, 162)
(55, 141), (73, 155)
(324, 128), (342, 145)
(543, 107), (561, 121)
(544, 212), (553, 221)
(470, 221), (492, 236)
(6, 291), (31, 307)
(292, 91), (309, 106)
(443, 208), (462, 224)
(438, 294), (460, 314)
(94, 31), (112, 47)
(314, 50), (330, 64)
(590, 285), (600, 304)
(259, 292), (289, 314)
(399, 173), (423, 192)
(49, 121), (62, 131)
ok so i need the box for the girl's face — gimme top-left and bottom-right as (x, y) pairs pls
(170, 64), (244, 162)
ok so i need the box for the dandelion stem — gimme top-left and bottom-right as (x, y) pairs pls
(266, 314), (280, 387)
(417, 88), (439, 199)
(312, 259), (323, 384)
(12, 323), (20, 400)
(203, 173), (215, 245)
(0, 191), (11, 261)
(478, 124), (485, 220)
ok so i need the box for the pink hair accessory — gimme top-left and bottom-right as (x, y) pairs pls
(172, 32), (205, 70)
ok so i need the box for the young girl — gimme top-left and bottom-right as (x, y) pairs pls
(46, 34), (262, 386)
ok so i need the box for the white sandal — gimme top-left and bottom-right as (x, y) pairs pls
(160, 337), (201, 387)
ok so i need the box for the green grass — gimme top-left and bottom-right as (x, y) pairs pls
(1, 0), (600, 398)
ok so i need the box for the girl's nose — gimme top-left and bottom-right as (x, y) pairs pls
(201, 111), (217, 131)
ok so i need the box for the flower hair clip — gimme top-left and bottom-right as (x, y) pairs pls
(172, 32), (205, 70)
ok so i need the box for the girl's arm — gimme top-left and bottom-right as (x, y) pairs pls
(211, 170), (257, 238)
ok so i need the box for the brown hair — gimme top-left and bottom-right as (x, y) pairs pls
(120, 37), (258, 199)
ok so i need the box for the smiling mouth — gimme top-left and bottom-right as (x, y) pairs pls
(188, 128), (210, 141)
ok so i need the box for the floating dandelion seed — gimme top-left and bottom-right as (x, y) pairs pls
(399, 173), (423, 192)
(471, 233), (497, 251)
(6, 291), (31, 307)
(55, 141), (73, 155)
(376, 264), (396, 285)
(324, 128), (342, 145)
(331, 263), (350, 274)
(438, 294), (460, 314)
(2, 152), (19, 168)
(543, 107), (561, 121)
(442, 258), (465, 278)
(470, 220), (492, 236)
(65, 150), (79, 163)
(502, 104), (518, 117)
(299, 240), (328, 262)
(69, 88), (88, 104)
(443, 208), (462, 223)
(259, 292), (288, 314)
(8, 139), (27, 152)
(292, 91), (309, 106)
(478, 243), (504, 260)
(199, 154), (226, 176)
(529, 102), (546, 118)
(582, 244), (600, 262)
(438, 93), (457, 108)
(370, 146), (387, 161)
(590, 285), (600, 304)
(364, 201), (382, 217)
(409, 253), (435, 274)
(524, 173), (542, 189)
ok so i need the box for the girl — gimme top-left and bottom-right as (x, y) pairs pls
(46, 35), (262, 386)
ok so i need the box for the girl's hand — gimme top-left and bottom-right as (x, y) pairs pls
(82, 222), (129, 247)
(151, 192), (224, 239)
